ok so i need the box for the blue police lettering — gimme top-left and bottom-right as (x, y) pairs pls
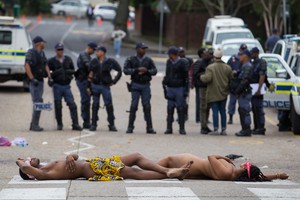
(263, 100), (289, 109)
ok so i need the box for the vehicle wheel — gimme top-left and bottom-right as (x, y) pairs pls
(57, 11), (66, 16)
(291, 99), (300, 135)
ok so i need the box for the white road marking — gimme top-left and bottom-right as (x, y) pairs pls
(60, 23), (77, 43)
(125, 179), (181, 184)
(0, 188), (66, 200)
(235, 180), (299, 185)
(248, 188), (300, 200)
(126, 187), (200, 200)
(8, 175), (68, 185)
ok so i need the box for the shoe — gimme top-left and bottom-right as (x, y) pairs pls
(30, 125), (44, 132)
(147, 128), (156, 134)
(252, 128), (265, 135)
(227, 120), (233, 124)
(164, 129), (172, 134)
(228, 114), (233, 124)
(179, 129), (186, 135)
(83, 123), (91, 129)
(235, 129), (251, 137)
(109, 125), (118, 132)
(196, 120), (200, 123)
(201, 127), (212, 134)
(220, 129), (227, 136)
(72, 124), (83, 131)
(209, 128), (219, 135)
(57, 124), (63, 130)
(126, 128), (133, 134)
(278, 125), (292, 132)
(89, 125), (96, 131)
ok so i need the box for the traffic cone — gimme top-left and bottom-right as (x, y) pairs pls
(127, 20), (131, 28)
(37, 15), (42, 23)
(97, 18), (102, 26)
(21, 15), (26, 21)
(66, 16), (71, 24)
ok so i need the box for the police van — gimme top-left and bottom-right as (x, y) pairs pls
(202, 15), (254, 48)
(261, 36), (300, 135)
(0, 16), (32, 91)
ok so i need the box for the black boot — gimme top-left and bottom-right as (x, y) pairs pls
(144, 104), (156, 134)
(54, 100), (63, 130)
(178, 107), (186, 135)
(90, 104), (99, 131)
(236, 107), (251, 137)
(126, 106), (137, 134)
(68, 102), (82, 131)
(185, 104), (189, 121)
(83, 102), (90, 129)
(30, 109), (43, 132)
(228, 114), (233, 124)
(106, 104), (117, 132)
(165, 106), (174, 134)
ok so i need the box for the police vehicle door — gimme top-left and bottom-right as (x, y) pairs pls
(0, 24), (15, 75)
(260, 53), (296, 110)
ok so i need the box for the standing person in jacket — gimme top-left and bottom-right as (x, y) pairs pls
(227, 44), (248, 124)
(75, 42), (97, 129)
(200, 48), (232, 135)
(24, 36), (51, 132)
(123, 43), (157, 134)
(265, 29), (280, 53)
(233, 50), (254, 137)
(111, 26), (126, 58)
(48, 43), (82, 131)
(86, 46), (122, 132)
(178, 47), (194, 121)
(193, 47), (212, 134)
(250, 47), (267, 135)
(162, 46), (189, 135)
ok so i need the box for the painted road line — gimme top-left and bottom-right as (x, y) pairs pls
(126, 187), (200, 200)
(125, 179), (182, 184)
(0, 188), (66, 200)
(248, 188), (300, 200)
(235, 180), (299, 185)
(9, 175), (68, 184)
(60, 22), (77, 43)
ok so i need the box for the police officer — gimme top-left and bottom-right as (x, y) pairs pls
(47, 43), (82, 131)
(75, 42), (97, 129)
(227, 43), (247, 124)
(24, 36), (51, 132)
(250, 47), (267, 135)
(193, 47), (212, 134)
(178, 47), (194, 121)
(86, 46), (122, 132)
(163, 46), (189, 135)
(123, 43), (157, 134)
(234, 49), (254, 137)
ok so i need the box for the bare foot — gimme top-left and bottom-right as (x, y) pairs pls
(167, 161), (193, 180)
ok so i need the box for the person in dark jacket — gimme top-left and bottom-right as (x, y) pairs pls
(86, 46), (122, 132)
(48, 43), (82, 131)
(75, 42), (97, 129)
(123, 43), (157, 134)
(163, 46), (189, 135)
(24, 36), (51, 132)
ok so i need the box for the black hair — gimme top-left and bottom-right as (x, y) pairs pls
(235, 165), (269, 182)
(197, 47), (208, 57)
(19, 168), (33, 180)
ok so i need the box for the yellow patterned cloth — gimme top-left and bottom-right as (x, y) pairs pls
(86, 156), (125, 181)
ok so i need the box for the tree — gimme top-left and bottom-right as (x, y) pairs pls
(110, 0), (130, 33)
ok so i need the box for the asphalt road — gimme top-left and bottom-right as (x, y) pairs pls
(0, 17), (300, 200)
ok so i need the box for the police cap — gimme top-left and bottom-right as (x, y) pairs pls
(239, 43), (247, 51)
(32, 36), (46, 44)
(136, 42), (148, 49)
(238, 49), (251, 57)
(96, 46), (107, 53)
(250, 47), (260, 54)
(167, 46), (178, 55)
(55, 43), (64, 50)
(87, 42), (97, 50)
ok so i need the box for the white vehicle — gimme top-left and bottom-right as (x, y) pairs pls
(51, 0), (89, 18)
(0, 16), (32, 91)
(221, 38), (264, 62)
(261, 53), (300, 134)
(202, 15), (254, 48)
(93, 3), (135, 21)
(272, 35), (300, 63)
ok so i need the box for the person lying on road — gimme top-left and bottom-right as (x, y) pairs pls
(157, 153), (289, 182)
(16, 153), (192, 181)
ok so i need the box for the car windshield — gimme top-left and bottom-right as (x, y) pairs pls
(216, 32), (253, 44)
(222, 42), (263, 56)
(261, 56), (286, 78)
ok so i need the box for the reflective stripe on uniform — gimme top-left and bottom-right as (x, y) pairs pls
(0, 49), (26, 59)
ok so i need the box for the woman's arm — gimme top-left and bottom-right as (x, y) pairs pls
(16, 159), (47, 180)
(207, 155), (234, 180)
(65, 154), (79, 173)
(263, 173), (289, 181)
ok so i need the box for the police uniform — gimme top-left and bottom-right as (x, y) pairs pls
(25, 36), (49, 132)
(87, 46), (122, 132)
(234, 50), (253, 137)
(75, 42), (97, 128)
(163, 46), (189, 135)
(250, 47), (267, 135)
(123, 43), (157, 134)
(227, 43), (247, 124)
(48, 43), (82, 131)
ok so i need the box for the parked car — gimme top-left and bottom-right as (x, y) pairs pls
(221, 38), (264, 62)
(51, 0), (89, 18)
(93, 3), (135, 21)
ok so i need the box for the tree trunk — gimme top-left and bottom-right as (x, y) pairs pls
(114, 0), (130, 34)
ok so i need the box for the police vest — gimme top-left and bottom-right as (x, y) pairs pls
(125, 56), (154, 84)
(163, 59), (188, 87)
(90, 58), (115, 85)
(27, 48), (47, 81)
(49, 56), (74, 85)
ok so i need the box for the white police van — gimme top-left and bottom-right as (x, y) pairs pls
(0, 16), (32, 91)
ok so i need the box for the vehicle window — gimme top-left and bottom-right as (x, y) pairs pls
(216, 32), (253, 44)
(284, 48), (291, 62)
(273, 44), (282, 55)
(262, 56), (286, 78)
(203, 26), (209, 42)
(61, 2), (71, 6)
(294, 57), (300, 76)
(0, 30), (12, 45)
(70, 2), (79, 6)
